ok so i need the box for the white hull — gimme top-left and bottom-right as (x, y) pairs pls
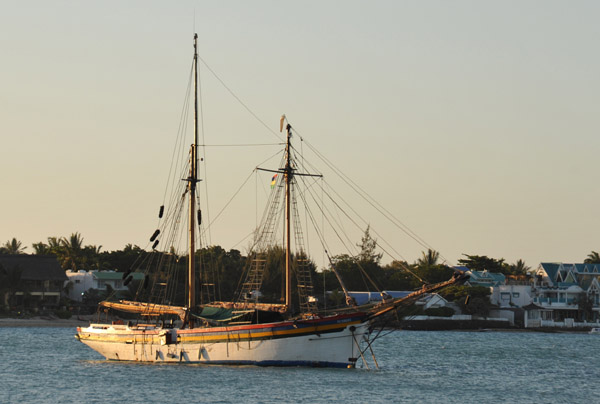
(77, 313), (369, 368)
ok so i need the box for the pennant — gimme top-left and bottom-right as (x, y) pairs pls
(280, 114), (286, 132)
(271, 174), (278, 188)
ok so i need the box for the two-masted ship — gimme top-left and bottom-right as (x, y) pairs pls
(76, 34), (466, 368)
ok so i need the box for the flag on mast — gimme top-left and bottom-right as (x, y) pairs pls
(271, 174), (278, 188)
(280, 114), (286, 132)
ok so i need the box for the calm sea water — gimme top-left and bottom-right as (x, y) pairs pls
(0, 327), (597, 403)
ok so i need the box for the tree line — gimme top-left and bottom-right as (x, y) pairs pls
(1, 230), (533, 302)
(5, 233), (600, 319)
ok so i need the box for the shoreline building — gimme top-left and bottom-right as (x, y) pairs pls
(0, 255), (67, 308)
(65, 270), (145, 302)
(528, 263), (600, 327)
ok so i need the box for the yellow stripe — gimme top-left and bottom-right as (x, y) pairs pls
(78, 320), (362, 344)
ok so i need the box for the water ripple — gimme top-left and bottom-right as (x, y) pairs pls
(0, 328), (597, 403)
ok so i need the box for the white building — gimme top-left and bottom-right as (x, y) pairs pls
(490, 284), (533, 308)
(65, 270), (145, 302)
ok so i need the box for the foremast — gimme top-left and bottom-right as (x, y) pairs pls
(97, 34), (201, 324)
(187, 33), (200, 311)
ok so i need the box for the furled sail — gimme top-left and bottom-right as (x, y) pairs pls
(99, 300), (188, 321)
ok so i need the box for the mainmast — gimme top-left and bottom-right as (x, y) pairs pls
(248, 116), (321, 314)
(188, 33), (199, 310)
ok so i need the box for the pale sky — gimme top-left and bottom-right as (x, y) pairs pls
(2, 1), (599, 269)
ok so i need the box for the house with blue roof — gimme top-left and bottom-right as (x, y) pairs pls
(465, 270), (506, 287)
(456, 268), (534, 326)
(347, 291), (411, 306)
(346, 291), (449, 312)
(530, 262), (600, 325)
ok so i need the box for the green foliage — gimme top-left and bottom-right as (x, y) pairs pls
(585, 251), (600, 264)
(331, 253), (385, 291)
(461, 296), (492, 317)
(505, 259), (531, 276)
(439, 285), (492, 317)
(254, 246), (285, 303)
(458, 254), (505, 272)
(197, 246), (246, 302)
(410, 249), (458, 285)
(357, 226), (382, 265)
(416, 264), (456, 284)
(327, 289), (346, 307)
(578, 293), (594, 321)
(440, 285), (490, 302)
(328, 246), (457, 293)
(54, 309), (72, 319)
(32, 233), (106, 271)
(417, 249), (440, 267)
(0, 238), (27, 254)
(459, 254), (530, 276)
(383, 261), (421, 290)
(100, 244), (145, 272)
(0, 230), (457, 311)
(424, 306), (455, 317)
(326, 227), (388, 292)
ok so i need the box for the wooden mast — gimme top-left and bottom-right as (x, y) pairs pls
(284, 124), (292, 312)
(188, 33), (199, 310)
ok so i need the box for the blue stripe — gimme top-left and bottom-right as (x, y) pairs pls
(208, 360), (351, 368)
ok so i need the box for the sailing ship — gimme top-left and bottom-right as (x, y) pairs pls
(76, 34), (467, 368)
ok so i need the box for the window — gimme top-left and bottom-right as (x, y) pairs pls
(513, 293), (520, 298)
(501, 293), (511, 300)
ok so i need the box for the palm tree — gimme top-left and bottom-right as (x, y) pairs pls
(61, 232), (84, 250)
(83, 244), (104, 270)
(585, 251), (600, 264)
(32, 242), (50, 255)
(47, 237), (62, 251)
(508, 259), (531, 275)
(1, 238), (27, 254)
(60, 232), (84, 270)
(33, 237), (67, 261)
(417, 249), (440, 268)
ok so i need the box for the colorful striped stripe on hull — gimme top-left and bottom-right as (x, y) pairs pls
(77, 313), (368, 367)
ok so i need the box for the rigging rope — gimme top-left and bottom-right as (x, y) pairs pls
(177, 54), (445, 294)
(197, 47), (212, 247)
(197, 55), (284, 143)
(194, 52), (447, 274)
(200, 170), (255, 238)
(162, 61), (194, 210)
(294, 130), (449, 265)
(295, 175), (381, 292)
(294, 156), (425, 284)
